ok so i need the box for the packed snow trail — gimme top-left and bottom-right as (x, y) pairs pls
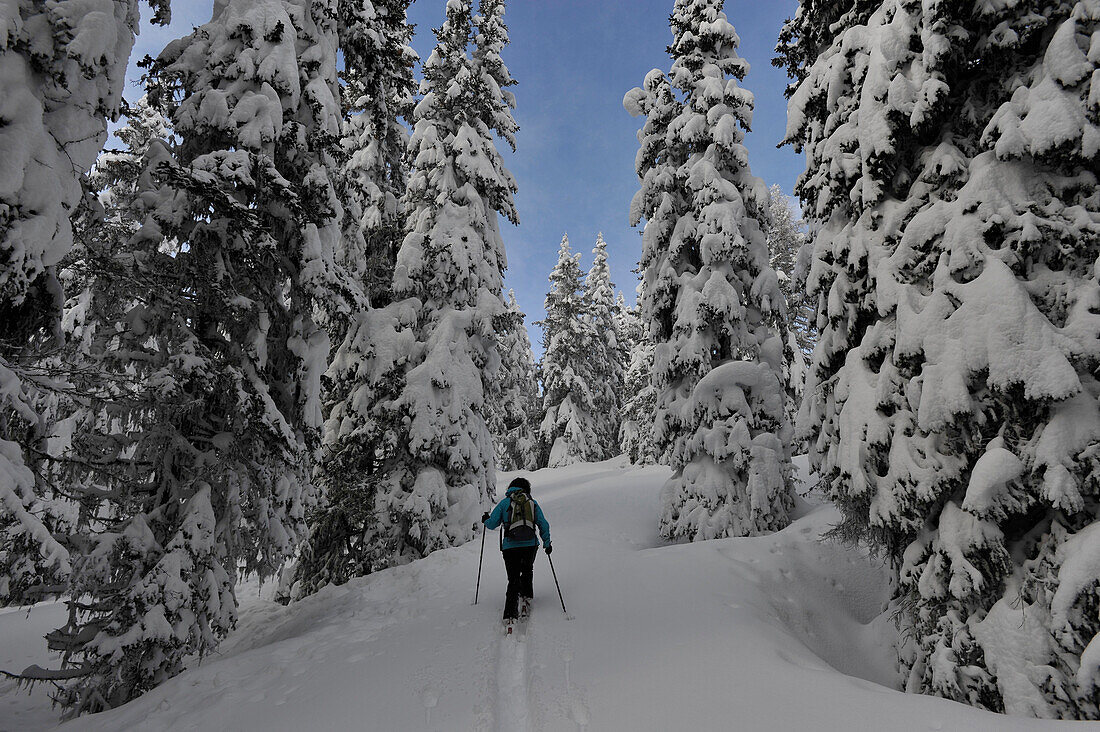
(3, 458), (1099, 730)
(495, 613), (533, 732)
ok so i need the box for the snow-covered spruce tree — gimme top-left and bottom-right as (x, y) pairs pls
(97, 96), (174, 199)
(381, 0), (518, 558)
(41, 0), (349, 713)
(12, 97), (177, 612)
(763, 184), (810, 431)
(622, 36), (694, 470)
(0, 94), (176, 616)
(617, 299), (660, 465)
(625, 0), (793, 541)
(764, 184), (812, 356)
(288, 0), (418, 599)
(0, 0), (169, 609)
(621, 63), (683, 471)
(583, 233), (625, 459)
(337, 0), (417, 305)
(537, 235), (602, 468)
(765, 185), (801, 285)
(473, 0), (518, 131)
(490, 290), (540, 471)
(476, 0), (530, 470)
(0, 0), (167, 324)
(613, 290), (632, 347)
(781, 0), (1100, 717)
(62, 95), (174, 348)
(296, 0), (519, 591)
(291, 303), (404, 597)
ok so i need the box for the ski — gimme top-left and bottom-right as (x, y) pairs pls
(517, 600), (531, 639)
(503, 620), (526, 637)
(503, 600), (531, 638)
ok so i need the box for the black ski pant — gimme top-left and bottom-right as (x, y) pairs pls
(501, 546), (537, 620)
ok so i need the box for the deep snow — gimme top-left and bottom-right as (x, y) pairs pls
(2, 457), (1097, 731)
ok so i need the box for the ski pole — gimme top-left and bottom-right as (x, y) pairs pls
(547, 552), (567, 614)
(474, 521), (487, 605)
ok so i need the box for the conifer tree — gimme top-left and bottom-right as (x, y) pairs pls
(0, 0), (167, 324)
(763, 184), (810, 430)
(764, 185), (812, 355)
(63, 94), (173, 343)
(0, 0), (169, 611)
(490, 291), (540, 471)
(626, 0), (793, 541)
(93, 96), (174, 215)
(538, 235), (601, 467)
(613, 290), (632, 349)
(0, 94), (176, 616)
(384, 0), (518, 559)
(617, 300), (660, 465)
(781, 0), (1100, 717)
(473, 0), (518, 130)
(338, 0), (417, 304)
(289, 0), (419, 598)
(39, 0), (350, 712)
(296, 0), (519, 590)
(583, 233), (625, 459)
(19, 98), (177, 615)
(622, 64), (681, 471)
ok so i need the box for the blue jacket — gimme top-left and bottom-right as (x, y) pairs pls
(485, 486), (551, 551)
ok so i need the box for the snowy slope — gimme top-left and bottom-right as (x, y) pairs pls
(0, 601), (67, 731)
(3, 458), (1098, 731)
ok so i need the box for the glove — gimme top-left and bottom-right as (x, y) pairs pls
(482, 511), (490, 523)
(545, 544), (553, 555)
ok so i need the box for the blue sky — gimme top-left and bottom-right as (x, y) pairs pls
(124, 0), (803, 349)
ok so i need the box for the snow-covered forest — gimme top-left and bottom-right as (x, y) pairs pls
(1, 0), (1098, 728)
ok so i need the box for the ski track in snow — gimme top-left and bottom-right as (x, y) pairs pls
(493, 604), (588, 732)
(495, 616), (533, 732)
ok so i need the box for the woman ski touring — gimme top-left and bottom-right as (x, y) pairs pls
(482, 477), (551, 622)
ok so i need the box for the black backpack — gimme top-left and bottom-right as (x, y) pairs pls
(503, 492), (536, 542)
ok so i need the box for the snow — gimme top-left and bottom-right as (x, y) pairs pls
(894, 253), (1082, 431)
(3, 457), (1092, 731)
(971, 599), (1054, 719)
(1035, 387), (1100, 512)
(1052, 523), (1100, 633)
(0, 601), (68, 731)
(0, 434), (72, 597)
(0, 0), (139, 305)
(961, 441), (1025, 516)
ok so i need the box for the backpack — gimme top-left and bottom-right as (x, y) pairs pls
(503, 492), (536, 542)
